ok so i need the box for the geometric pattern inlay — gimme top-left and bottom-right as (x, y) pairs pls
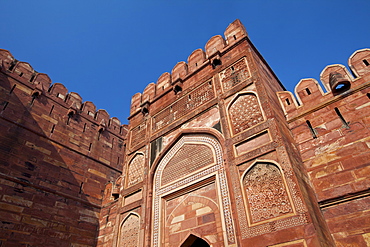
(161, 144), (214, 186)
(229, 93), (264, 135)
(152, 81), (214, 132)
(119, 214), (140, 247)
(126, 154), (145, 187)
(243, 163), (293, 223)
(219, 57), (250, 92)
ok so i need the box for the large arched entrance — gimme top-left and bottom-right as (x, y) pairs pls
(180, 234), (210, 247)
(151, 134), (236, 247)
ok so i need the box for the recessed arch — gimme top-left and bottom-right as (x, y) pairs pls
(151, 133), (236, 247)
(227, 91), (265, 135)
(125, 152), (145, 188)
(117, 212), (140, 247)
(240, 160), (295, 225)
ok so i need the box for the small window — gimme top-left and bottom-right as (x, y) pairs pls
(212, 59), (222, 69)
(49, 105), (54, 115)
(306, 120), (317, 139)
(363, 59), (369, 66)
(30, 73), (36, 82)
(9, 84), (16, 94)
(141, 107), (149, 115)
(305, 88), (311, 95)
(8, 60), (17, 71)
(334, 107), (349, 128)
(174, 85), (182, 94)
(3, 101), (9, 110)
(285, 98), (291, 105)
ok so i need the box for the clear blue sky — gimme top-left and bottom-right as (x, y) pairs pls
(1, 1), (369, 124)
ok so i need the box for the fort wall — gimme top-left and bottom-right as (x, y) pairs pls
(0, 50), (127, 246)
(277, 48), (370, 246)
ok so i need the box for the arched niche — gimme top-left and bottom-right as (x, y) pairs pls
(117, 213), (140, 247)
(227, 92), (264, 135)
(241, 161), (295, 225)
(126, 153), (145, 188)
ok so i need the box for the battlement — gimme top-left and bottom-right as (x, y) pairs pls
(0, 48), (127, 137)
(129, 19), (248, 118)
(0, 50), (128, 246)
(0, 49), (128, 171)
(277, 48), (370, 121)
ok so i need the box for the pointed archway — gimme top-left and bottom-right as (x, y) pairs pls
(151, 134), (236, 247)
(180, 234), (210, 247)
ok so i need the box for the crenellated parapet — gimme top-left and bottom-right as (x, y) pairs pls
(0, 49), (129, 247)
(0, 49), (127, 170)
(128, 19), (248, 118)
(277, 48), (370, 121)
(0, 48), (126, 137)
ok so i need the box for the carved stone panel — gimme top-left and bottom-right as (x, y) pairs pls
(229, 93), (264, 135)
(161, 143), (214, 186)
(152, 81), (215, 132)
(126, 153), (145, 187)
(219, 57), (250, 92)
(118, 213), (140, 247)
(243, 162), (293, 224)
(130, 122), (147, 150)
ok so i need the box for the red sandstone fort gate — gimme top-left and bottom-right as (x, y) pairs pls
(0, 20), (369, 247)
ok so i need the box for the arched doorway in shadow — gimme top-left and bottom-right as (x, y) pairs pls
(180, 234), (210, 247)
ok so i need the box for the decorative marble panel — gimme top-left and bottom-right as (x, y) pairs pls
(229, 93), (264, 135)
(119, 214), (140, 247)
(243, 163), (293, 223)
(126, 154), (145, 187)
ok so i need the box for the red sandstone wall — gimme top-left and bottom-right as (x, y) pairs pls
(0, 50), (126, 246)
(278, 49), (370, 246)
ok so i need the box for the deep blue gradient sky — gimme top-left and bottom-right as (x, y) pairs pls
(1, 1), (369, 124)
